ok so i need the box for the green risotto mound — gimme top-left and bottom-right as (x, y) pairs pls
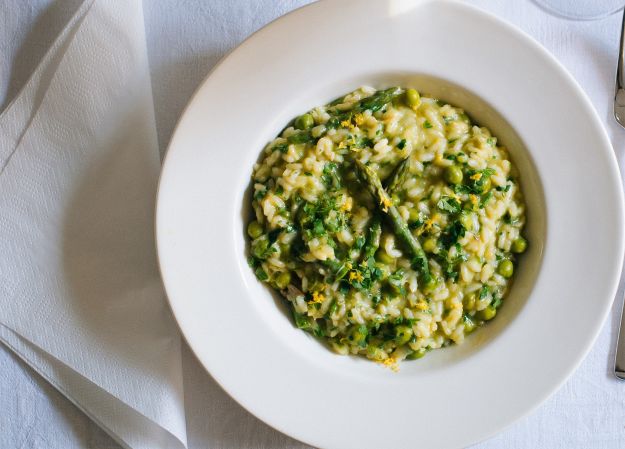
(247, 86), (527, 367)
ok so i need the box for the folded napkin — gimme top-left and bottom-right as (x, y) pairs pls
(0, 1), (186, 448)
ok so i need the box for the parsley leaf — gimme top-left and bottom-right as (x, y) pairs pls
(272, 143), (288, 153)
(440, 220), (466, 249)
(479, 191), (494, 208)
(322, 162), (342, 190)
(437, 196), (461, 214)
(423, 120), (433, 129)
(388, 270), (406, 296)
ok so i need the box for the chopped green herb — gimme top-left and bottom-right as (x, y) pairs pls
(254, 267), (268, 281)
(440, 220), (466, 249)
(354, 235), (366, 251)
(251, 235), (277, 260)
(287, 131), (315, 144)
(503, 212), (520, 225)
(388, 270), (406, 296)
(437, 196), (461, 214)
(423, 120), (433, 129)
(397, 139), (407, 149)
(322, 162), (342, 190)
(480, 191), (494, 208)
(253, 188), (267, 201)
(273, 143), (288, 153)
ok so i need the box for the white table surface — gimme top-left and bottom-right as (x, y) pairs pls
(2, 1), (625, 448)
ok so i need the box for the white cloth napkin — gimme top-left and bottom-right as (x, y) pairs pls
(0, 1), (186, 448)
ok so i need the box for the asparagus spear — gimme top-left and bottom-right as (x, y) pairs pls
(361, 215), (382, 262)
(354, 87), (404, 114)
(321, 258), (352, 281)
(352, 159), (431, 283)
(326, 87), (404, 128)
(384, 156), (411, 195)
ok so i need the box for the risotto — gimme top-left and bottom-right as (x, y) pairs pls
(247, 86), (528, 367)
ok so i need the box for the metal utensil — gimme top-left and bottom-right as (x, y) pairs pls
(614, 10), (625, 380)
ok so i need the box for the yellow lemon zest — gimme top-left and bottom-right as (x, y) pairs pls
(417, 214), (438, 236)
(416, 300), (429, 311)
(380, 196), (393, 212)
(354, 113), (365, 126)
(340, 119), (355, 131)
(470, 194), (479, 205)
(340, 197), (353, 212)
(349, 270), (364, 282)
(338, 141), (347, 149)
(470, 172), (482, 181)
(311, 291), (325, 304)
(381, 357), (400, 372)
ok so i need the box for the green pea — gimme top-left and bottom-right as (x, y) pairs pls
(423, 237), (438, 253)
(463, 315), (477, 333)
(459, 212), (474, 231)
(394, 325), (413, 345)
(478, 305), (497, 321)
(497, 259), (514, 278)
(463, 293), (477, 311)
(274, 271), (291, 289)
(405, 88), (421, 109)
(406, 348), (427, 360)
(444, 165), (463, 185)
(473, 176), (491, 193)
(247, 220), (263, 239)
(251, 235), (271, 259)
(376, 250), (395, 265)
(294, 113), (314, 130)
(511, 237), (528, 254)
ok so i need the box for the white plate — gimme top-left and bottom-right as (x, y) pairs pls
(156, 1), (624, 448)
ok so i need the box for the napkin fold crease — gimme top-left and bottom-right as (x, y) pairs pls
(0, 1), (187, 448)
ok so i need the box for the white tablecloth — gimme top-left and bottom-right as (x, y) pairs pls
(1, 1), (625, 448)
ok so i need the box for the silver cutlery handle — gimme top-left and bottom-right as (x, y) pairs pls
(617, 311), (625, 379)
(615, 10), (625, 380)
(615, 10), (625, 126)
